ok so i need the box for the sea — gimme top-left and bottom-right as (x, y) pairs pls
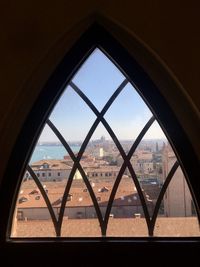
(30, 145), (80, 163)
(30, 139), (165, 163)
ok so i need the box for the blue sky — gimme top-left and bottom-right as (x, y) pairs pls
(39, 49), (166, 142)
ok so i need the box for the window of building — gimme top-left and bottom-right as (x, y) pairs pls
(6, 24), (199, 240)
(43, 163), (49, 169)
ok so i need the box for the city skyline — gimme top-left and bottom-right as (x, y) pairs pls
(37, 136), (167, 145)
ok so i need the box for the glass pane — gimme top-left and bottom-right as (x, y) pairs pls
(80, 122), (123, 218)
(61, 177), (101, 237)
(32, 124), (73, 162)
(72, 48), (125, 111)
(104, 83), (152, 153)
(30, 124), (73, 201)
(106, 168), (148, 236)
(130, 121), (167, 217)
(11, 177), (56, 237)
(154, 144), (200, 236)
(49, 85), (96, 147)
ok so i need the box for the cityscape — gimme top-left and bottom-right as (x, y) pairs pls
(12, 137), (200, 237)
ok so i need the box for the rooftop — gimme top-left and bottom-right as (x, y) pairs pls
(17, 179), (149, 208)
(13, 217), (200, 238)
(31, 159), (72, 170)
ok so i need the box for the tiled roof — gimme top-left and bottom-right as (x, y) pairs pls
(31, 159), (72, 170)
(17, 179), (151, 208)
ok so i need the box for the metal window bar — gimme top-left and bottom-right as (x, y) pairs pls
(51, 79), (128, 236)
(48, 117), (156, 236)
(104, 116), (155, 234)
(70, 81), (152, 233)
(49, 78), (128, 236)
(47, 119), (104, 235)
(25, 77), (182, 237)
(70, 81), (182, 236)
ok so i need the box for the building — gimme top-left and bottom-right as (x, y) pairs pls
(117, 149), (159, 178)
(85, 166), (121, 180)
(28, 159), (72, 181)
(162, 145), (195, 217)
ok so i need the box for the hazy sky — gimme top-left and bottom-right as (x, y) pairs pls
(39, 49), (166, 142)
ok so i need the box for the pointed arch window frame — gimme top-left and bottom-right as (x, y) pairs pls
(1, 23), (200, 243)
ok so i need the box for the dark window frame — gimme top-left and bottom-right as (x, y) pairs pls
(0, 23), (199, 265)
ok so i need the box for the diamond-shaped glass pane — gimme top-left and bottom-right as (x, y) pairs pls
(104, 83), (152, 153)
(72, 48), (125, 111)
(80, 122), (123, 218)
(61, 177), (101, 237)
(106, 168), (148, 237)
(130, 120), (167, 217)
(49, 85), (96, 147)
(30, 124), (73, 203)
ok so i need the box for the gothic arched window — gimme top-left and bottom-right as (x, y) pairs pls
(2, 24), (200, 242)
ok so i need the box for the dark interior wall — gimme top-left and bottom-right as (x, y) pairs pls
(0, 0), (199, 182)
(102, 1), (200, 108)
